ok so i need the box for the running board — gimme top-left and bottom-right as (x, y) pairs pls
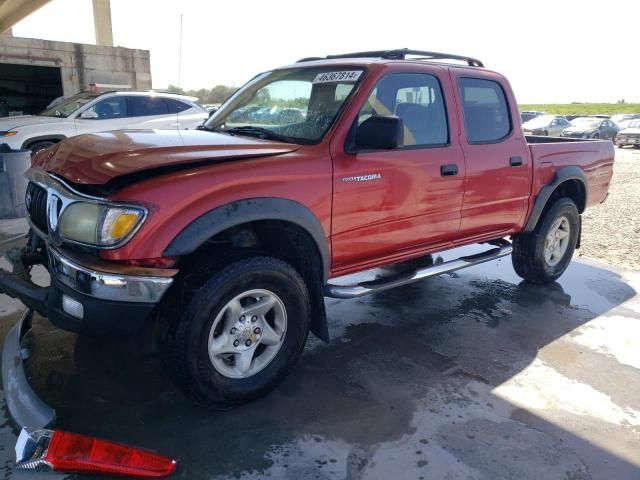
(324, 239), (513, 299)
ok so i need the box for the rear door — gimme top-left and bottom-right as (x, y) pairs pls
(330, 67), (466, 272)
(126, 95), (175, 129)
(165, 98), (208, 129)
(451, 74), (531, 239)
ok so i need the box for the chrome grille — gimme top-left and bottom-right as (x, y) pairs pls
(25, 182), (49, 233)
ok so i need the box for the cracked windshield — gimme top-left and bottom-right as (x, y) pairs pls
(207, 68), (363, 143)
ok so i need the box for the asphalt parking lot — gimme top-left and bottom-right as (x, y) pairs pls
(0, 244), (639, 479)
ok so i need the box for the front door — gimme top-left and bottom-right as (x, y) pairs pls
(331, 70), (465, 273)
(74, 95), (131, 135)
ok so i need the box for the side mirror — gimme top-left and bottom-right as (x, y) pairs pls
(356, 115), (403, 150)
(79, 110), (98, 119)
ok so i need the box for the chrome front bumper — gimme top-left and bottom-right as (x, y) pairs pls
(48, 248), (175, 304)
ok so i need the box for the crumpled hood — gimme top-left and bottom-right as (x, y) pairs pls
(33, 129), (301, 185)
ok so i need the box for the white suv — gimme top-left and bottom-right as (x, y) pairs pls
(0, 91), (208, 154)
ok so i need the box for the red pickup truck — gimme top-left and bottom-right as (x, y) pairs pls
(0, 49), (614, 413)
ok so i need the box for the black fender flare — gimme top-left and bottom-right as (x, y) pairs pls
(523, 166), (588, 233)
(163, 198), (331, 282)
(21, 135), (66, 150)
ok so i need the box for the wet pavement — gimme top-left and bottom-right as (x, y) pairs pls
(0, 242), (639, 479)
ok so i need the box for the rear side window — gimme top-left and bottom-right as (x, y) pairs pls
(128, 96), (170, 117)
(358, 73), (448, 147)
(163, 98), (192, 113)
(459, 78), (511, 143)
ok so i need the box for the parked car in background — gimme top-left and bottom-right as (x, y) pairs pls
(615, 119), (640, 148)
(615, 119), (636, 130)
(611, 113), (640, 126)
(520, 110), (544, 124)
(203, 104), (222, 116)
(561, 117), (619, 140)
(0, 91), (208, 154)
(522, 114), (571, 136)
(592, 114), (611, 119)
(563, 114), (584, 122)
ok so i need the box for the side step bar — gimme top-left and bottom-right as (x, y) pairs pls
(325, 239), (513, 299)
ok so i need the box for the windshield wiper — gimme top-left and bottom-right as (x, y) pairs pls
(224, 126), (297, 143)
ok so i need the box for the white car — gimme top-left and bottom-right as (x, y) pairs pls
(0, 91), (208, 154)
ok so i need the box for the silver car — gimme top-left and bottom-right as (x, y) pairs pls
(615, 119), (640, 148)
(522, 115), (571, 136)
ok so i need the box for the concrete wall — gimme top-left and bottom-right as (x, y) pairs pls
(0, 35), (151, 96)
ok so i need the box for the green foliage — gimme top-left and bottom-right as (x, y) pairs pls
(166, 84), (238, 104)
(519, 103), (640, 115)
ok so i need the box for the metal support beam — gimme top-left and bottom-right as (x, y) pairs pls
(91, 0), (113, 47)
(0, 0), (51, 34)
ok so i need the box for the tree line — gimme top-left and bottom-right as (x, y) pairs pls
(166, 84), (238, 105)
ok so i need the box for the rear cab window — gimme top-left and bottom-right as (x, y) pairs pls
(458, 77), (511, 144)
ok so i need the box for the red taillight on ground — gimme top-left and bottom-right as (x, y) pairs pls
(16, 428), (177, 478)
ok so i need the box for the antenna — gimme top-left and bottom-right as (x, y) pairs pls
(176, 13), (183, 130)
(177, 14), (183, 94)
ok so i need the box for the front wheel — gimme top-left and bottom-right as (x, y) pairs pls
(511, 197), (580, 284)
(168, 256), (310, 407)
(28, 141), (55, 155)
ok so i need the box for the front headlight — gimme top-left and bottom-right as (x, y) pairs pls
(58, 202), (145, 247)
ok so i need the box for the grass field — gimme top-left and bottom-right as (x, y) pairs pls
(518, 104), (640, 115)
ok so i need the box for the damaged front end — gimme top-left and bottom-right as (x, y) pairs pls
(2, 308), (56, 429)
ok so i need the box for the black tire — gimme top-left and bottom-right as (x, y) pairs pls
(511, 197), (580, 284)
(168, 256), (310, 407)
(28, 141), (55, 155)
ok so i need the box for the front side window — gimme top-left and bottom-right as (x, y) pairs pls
(459, 77), (511, 143)
(206, 67), (364, 144)
(129, 96), (170, 117)
(82, 96), (128, 119)
(357, 73), (448, 146)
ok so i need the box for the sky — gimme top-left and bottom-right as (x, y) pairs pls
(11, 0), (640, 104)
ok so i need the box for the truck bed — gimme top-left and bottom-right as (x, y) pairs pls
(526, 136), (615, 208)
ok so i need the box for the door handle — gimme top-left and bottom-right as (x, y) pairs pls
(510, 156), (523, 167)
(440, 164), (458, 177)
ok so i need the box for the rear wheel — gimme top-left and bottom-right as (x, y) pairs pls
(167, 256), (310, 407)
(512, 197), (579, 284)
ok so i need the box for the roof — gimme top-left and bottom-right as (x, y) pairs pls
(90, 91), (200, 103)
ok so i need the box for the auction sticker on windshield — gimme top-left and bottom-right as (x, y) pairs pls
(313, 71), (363, 83)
